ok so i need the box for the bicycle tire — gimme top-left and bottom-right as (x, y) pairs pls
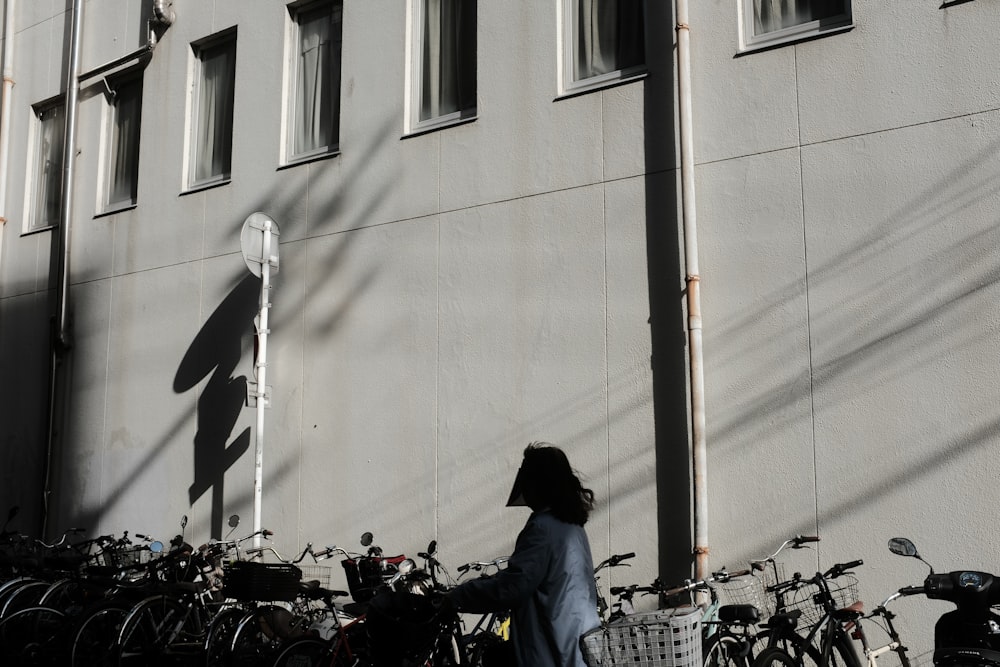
(203, 605), (245, 667)
(754, 627), (862, 667)
(117, 595), (191, 665)
(70, 601), (130, 667)
(271, 635), (346, 667)
(754, 647), (801, 667)
(704, 632), (754, 667)
(230, 605), (296, 666)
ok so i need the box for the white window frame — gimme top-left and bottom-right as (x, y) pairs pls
(404, 0), (477, 135)
(558, 0), (647, 97)
(739, 0), (852, 52)
(282, 0), (343, 165)
(100, 71), (144, 212)
(186, 29), (237, 191)
(26, 98), (65, 233)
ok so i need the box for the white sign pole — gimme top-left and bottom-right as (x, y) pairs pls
(241, 213), (279, 549)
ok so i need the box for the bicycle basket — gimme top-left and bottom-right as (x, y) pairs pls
(782, 575), (860, 629)
(582, 607), (702, 667)
(298, 563), (335, 589)
(342, 554), (406, 602)
(223, 561), (302, 602)
(716, 568), (782, 619)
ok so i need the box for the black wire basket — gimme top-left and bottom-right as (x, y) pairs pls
(223, 561), (302, 602)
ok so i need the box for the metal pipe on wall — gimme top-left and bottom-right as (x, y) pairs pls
(675, 0), (709, 580)
(43, 0), (84, 536)
(0, 0), (17, 263)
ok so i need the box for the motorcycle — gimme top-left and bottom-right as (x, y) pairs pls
(890, 537), (1000, 667)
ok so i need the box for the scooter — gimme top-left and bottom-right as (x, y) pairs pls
(890, 537), (1000, 667)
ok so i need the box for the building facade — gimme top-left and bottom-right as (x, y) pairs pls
(1, 0), (999, 653)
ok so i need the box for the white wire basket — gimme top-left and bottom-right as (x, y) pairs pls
(298, 563), (337, 589)
(582, 607), (702, 667)
(715, 563), (784, 619)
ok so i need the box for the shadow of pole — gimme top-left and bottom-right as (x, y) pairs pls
(174, 274), (260, 539)
(644, 1), (695, 583)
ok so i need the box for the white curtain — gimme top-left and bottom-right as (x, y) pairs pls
(754, 0), (841, 35)
(195, 42), (235, 183)
(109, 80), (142, 205)
(420, 0), (475, 122)
(35, 105), (64, 228)
(575, 0), (644, 81)
(295, 3), (341, 155)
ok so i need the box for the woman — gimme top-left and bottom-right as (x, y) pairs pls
(449, 443), (600, 667)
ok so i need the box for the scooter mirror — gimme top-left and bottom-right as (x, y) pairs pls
(149, 541), (164, 553)
(888, 537), (919, 558)
(228, 514), (240, 528)
(360, 532), (374, 547)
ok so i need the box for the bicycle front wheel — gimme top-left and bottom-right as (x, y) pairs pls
(271, 635), (344, 667)
(753, 647), (801, 667)
(117, 596), (190, 666)
(704, 632), (754, 667)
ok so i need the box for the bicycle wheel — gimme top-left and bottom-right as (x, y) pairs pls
(204, 605), (245, 667)
(754, 627), (861, 667)
(428, 620), (468, 667)
(753, 647), (801, 667)
(0, 605), (68, 665)
(230, 606), (294, 667)
(704, 632), (754, 667)
(271, 635), (338, 667)
(70, 601), (130, 667)
(117, 595), (190, 666)
(821, 630), (863, 667)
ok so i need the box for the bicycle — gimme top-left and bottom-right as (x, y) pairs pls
(751, 560), (866, 667)
(845, 586), (917, 667)
(218, 541), (352, 667)
(455, 556), (511, 666)
(593, 552), (636, 623)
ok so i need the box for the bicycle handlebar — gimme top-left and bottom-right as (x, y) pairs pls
(457, 557), (509, 574)
(824, 559), (864, 578)
(594, 552), (636, 573)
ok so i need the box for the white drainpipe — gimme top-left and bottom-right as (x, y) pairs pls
(675, 0), (708, 580)
(0, 0), (17, 266)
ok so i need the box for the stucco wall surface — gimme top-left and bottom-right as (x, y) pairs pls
(693, 0), (1000, 658)
(0, 0), (672, 603)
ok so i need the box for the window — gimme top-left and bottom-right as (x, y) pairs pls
(29, 100), (64, 231)
(560, 0), (645, 96)
(741, 0), (852, 51)
(407, 0), (476, 134)
(104, 74), (143, 210)
(189, 31), (237, 188)
(286, 0), (343, 162)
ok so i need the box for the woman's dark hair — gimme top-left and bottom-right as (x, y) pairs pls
(520, 442), (595, 525)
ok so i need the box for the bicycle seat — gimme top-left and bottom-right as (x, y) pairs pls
(719, 604), (761, 624)
(833, 601), (865, 622)
(762, 609), (802, 631)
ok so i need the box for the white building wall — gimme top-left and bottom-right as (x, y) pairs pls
(693, 0), (1000, 657)
(0, 0), (668, 600)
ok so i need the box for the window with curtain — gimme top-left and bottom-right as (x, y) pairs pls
(106, 75), (143, 210)
(409, 0), (476, 133)
(30, 101), (64, 231)
(190, 33), (237, 187)
(744, 0), (851, 50)
(288, 0), (343, 161)
(562, 0), (645, 94)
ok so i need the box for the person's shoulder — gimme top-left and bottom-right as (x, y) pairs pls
(529, 510), (579, 535)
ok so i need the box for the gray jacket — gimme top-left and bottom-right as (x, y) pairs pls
(450, 510), (600, 667)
